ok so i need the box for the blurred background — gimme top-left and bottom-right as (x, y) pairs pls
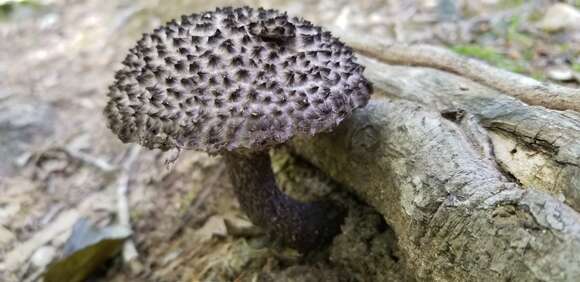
(0, 0), (579, 281)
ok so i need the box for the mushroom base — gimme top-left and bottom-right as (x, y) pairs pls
(224, 151), (344, 252)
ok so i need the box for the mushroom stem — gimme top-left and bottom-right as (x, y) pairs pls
(223, 151), (344, 251)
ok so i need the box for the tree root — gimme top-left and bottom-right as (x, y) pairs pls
(333, 29), (580, 113)
(288, 40), (580, 280)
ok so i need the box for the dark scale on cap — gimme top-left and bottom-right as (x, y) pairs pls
(104, 6), (372, 153)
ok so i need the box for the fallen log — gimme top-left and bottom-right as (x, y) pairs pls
(290, 37), (580, 281)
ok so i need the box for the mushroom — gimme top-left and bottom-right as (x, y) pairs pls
(104, 6), (372, 251)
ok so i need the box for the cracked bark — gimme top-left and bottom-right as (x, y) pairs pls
(288, 39), (580, 281)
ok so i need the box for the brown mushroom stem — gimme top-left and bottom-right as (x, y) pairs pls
(224, 151), (344, 252)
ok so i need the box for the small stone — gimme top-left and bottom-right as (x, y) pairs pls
(546, 67), (574, 81)
(30, 246), (57, 268)
(537, 3), (580, 32)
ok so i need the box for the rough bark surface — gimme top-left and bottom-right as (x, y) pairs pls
(290, 51), (580, 281)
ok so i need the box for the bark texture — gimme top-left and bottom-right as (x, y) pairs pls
(290, 46), (580, 280)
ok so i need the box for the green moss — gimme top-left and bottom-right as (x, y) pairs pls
(0, 0), (40, 19)
(527, 10), (544, 22)
(498, 0), (525, 9)
(179, 183), (201, 214)
(451, 44), (527, 74)
(559, 43), (572, 53)
(451, 45), (501, 62)
(531, 72), (546, 81)
(507, 16), (533, 47)
(572, 64), (580, 73)
(522, 48), (534, 61)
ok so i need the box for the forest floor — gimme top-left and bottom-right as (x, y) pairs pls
(0, 0), (578, 281)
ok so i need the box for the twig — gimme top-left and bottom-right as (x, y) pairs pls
(332, 28), (580, 113)
(116, 145), (141, 262)
(66, 149), (116, 172)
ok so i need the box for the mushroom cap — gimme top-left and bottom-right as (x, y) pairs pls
(104, 6), (372, 153)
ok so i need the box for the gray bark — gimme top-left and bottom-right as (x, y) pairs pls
(290, 50), (580, 281)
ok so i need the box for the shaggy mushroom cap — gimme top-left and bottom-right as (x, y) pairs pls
(105, 6), (372, 153)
